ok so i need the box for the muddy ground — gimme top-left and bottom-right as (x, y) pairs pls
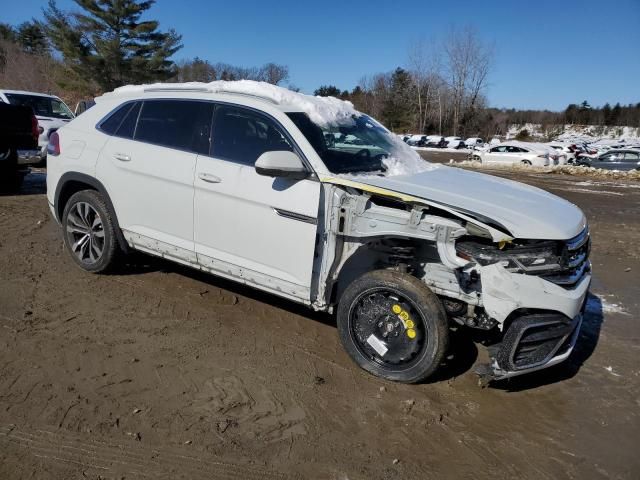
(1, 163), (639, 479)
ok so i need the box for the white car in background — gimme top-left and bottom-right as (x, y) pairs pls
(546, 142), (578, 165)
(465, 137), (484, 148)
(0, 89), (75, 162)
(444, 136), (465, 149)
(473, 141), (551, 166)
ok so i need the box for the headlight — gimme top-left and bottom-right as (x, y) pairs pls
(456, 238), (562, 274)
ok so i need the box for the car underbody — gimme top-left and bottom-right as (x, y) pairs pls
(314, 176), (591, 381)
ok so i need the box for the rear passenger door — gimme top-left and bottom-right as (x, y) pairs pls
(193, 104), (321, 301)
(97, 99), (214, 264)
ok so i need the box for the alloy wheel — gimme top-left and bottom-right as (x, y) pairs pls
(66, 202), (105, 263)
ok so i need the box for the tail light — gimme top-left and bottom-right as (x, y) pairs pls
(31, 114), (39, 143)
(47, 131), (60, 156)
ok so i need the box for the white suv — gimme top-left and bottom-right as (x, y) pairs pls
(46, 81), (591, 384)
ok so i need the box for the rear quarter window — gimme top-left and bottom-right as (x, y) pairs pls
(99, 102), (138, 136)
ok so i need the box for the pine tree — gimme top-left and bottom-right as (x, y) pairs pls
(314, 85), (341, 97)
(44, 0), (182, 93)
(17, 21), (49, 55)
(382, 68), (414, 132)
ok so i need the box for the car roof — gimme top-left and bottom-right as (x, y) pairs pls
(0, 89), (60, 99)
(94, 81), (358, 119)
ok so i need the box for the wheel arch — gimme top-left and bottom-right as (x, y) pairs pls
(54, 172), (129, 253)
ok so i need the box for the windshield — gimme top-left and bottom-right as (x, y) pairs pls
(286, 112), (431, 176)
(5, 93), (74, 120)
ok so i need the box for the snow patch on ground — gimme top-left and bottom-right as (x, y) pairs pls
(453, 160), (640, 180)
(586, 295), (629, 316)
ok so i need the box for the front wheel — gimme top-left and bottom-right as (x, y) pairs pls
(337, 270), (449, 383)
(521, 160), (532, 166)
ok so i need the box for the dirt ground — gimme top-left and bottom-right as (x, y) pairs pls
(1, 163), (639, 479)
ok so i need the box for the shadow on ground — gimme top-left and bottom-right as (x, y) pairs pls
(0, 169), (47, 196)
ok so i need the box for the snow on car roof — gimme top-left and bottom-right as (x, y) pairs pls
(102, 80), (359, 126)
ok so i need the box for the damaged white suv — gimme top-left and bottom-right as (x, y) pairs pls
(46, 81), (591, 384)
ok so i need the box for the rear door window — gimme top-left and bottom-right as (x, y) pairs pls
(211, 105), (293, 166)
(134, 100), (214, 154)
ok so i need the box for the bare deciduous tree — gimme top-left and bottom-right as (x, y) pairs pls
(444, 26), (493, 135)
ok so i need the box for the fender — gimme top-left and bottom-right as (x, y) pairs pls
(54, 171), (129, 253)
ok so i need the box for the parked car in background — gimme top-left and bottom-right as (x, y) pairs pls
(406, 135), (427, 147)
(0, 89), (75, 163)
(424, 135), (446, 148)
(536, 143), (564, 165)
(74, 99), (96, 116)
(0, 102), (41, 190)
(465, 137), (484, 148)
(547, 142), (577, 165)
(444, 136), (464, 148)
(473, 142), (550, 166)
(582, 149), (640, 171)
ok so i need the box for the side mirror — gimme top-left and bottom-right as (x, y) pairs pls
(255, 151), (308, 180)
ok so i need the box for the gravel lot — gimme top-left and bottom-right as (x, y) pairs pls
(1, 165), (639, 479)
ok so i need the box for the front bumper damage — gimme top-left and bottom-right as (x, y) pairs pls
(476, 264), (591, 381)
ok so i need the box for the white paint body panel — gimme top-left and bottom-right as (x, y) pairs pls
(96, 136), (197, 256)
(194, 155), (320, 290)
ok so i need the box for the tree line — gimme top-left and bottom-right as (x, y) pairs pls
(1, 0), (637, 136)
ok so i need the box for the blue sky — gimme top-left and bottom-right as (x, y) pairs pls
(4, 0), (640, 110)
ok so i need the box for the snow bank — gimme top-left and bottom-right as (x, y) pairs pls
(507, 123), (640, 144)
(111, 80), (358, 126)
(453, 160), (640, 180)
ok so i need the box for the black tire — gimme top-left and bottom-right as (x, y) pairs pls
(337, 270), (449, 383)
(472, 155), (481, 161)
(62, 190), (121, 273)
(521, 160), (532, 166)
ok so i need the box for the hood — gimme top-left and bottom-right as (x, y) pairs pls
(351, 166), (586, 240)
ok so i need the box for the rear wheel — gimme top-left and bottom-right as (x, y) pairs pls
(337, 270), (449, 383)
(62, 190), (121, 273)
(472, 155), (481, 162)
(521, 159), (532, 166)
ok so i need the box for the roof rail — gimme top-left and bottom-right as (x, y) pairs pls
(143, 86), (211, 93)
(211, 90), (280, 105)
(139, 84), (280, 105)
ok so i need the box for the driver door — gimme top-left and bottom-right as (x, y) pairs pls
(193, 104), (321, 301)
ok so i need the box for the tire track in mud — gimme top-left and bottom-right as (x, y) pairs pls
(0, 424), (287, 479)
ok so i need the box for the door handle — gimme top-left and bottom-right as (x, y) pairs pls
(198, 172), (222, 183)
(113, 153), (131, 162)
